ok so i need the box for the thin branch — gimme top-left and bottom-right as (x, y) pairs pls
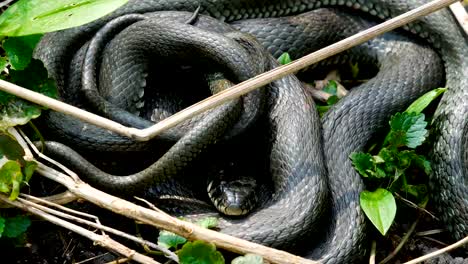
(369, 240), (377, 264)
(0, 195), (160, 264)
(415, 229), (445, 236)
(0, 0), (459, 141)
(16, 196), (179, 262)
(379, 216), (420, 264)
(34, 161), (319, 264)
(0, 191), (77, 208)
(402, 235), (468, 264)
(449, 2), (468, 34)
(394, 193), (438, 220)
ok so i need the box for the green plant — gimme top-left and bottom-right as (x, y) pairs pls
(350, 88), (446, 235)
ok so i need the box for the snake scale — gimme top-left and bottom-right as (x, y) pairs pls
(32, 0), (467, 263)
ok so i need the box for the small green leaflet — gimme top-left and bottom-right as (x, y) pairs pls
(350, 152), (374, 178)
(232, 254), (263, 264)
(388, 112), (427, 149)
(0, 0), (129, 36)
(2, 215), (31, 238)
(405, 88), (446, 114)
(322, 80), (338, 95)
(178, 241), (224, 264)
(277, 52), (292, 65)
(360, 188), (396, 236)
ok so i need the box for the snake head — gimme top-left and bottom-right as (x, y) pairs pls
(207, 177), (257, 216)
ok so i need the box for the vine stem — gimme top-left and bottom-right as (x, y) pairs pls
(0, 0), (460, 141)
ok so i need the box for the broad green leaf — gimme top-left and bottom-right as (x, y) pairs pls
(178, 241), (225, 264)
(0, 0), (129, 36)
(360, 188), (396, 236)
(232, 254), (263, 264)
(0, 133), (25, 162)
(350, 152), (374, 178)
(0, 160), (24, 200)
(157, 230), (187, 249)
(0, 217), (5, 237)
(389, 112), (427, 148)
(196, 217), (218, 229)
(3, 215), (31, 238)
(3, 35), (42, 70)
(405, 88), (446, 114)
(277, 52), (291, 65)
(323, 80), (337, 95)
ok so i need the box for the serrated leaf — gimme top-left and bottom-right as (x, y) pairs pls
(389, 112), (427, 148)
(0, 0), (129, 36)
(277, 52), (291, 65)
(196, 217), (218, 229)
(360, 188), (396, 236)
(405, 88), (446, 114)
(3, 215), (30, 238)
(3, 35), (42, 70)
(178, 241), (225, 264)
(232, 254), (263, 264)
(350, 152), (374, 178)
(157, 230), (187, 249)
(323, 80), (337, 95)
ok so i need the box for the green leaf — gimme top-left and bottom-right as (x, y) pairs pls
(178, 241), (225, 264)
(0, 0), (129, 36)
(0, 160), (24, 200)
(10, 59), (58, 98)
(22, 160), (37, 182)
(0, 217), (5, 237)
(3, 215), (30, 238)
(350, 152), (374, 178)
(405, 88), (446, 114)
(277, 52), (291, 65)
(0, 133), (25, 162)
(0, 99), (42, 131)
(326, 95), (339, 106)
(404, 184), (428, 199)
(411, 154), (432, 175)
(323, 80), (337, 95)
(388, 112), (427, 149)
(232, 254), (263, 264)
(196, 217), (218, 229)
(3, 35), (42, 70)
(360, 188), (396, 236)
(0, 56), (8, 72)
(157, 230), (187, 249)
(349, 61), (359, 79)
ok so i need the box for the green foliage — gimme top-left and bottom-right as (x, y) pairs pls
(317, 80), (341, 116)
(195, 217), (218, 229)
(3, 35), (42, 70)
(277, 52), (292, 65)
(1, 215), (31, 238)
(0, 0), (129, 36)
(158, 230), (187, 249)
(178, 241), (225, 264)
(360, 188), (396, 235)
(350, 88), (444, 235)
(232, 254), (264, 264)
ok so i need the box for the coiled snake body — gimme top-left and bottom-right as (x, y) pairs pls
(34, 0), (467, 263)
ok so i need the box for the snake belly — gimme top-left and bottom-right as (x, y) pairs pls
(33, 0), (467, 263)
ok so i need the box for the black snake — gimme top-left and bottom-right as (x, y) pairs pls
(32, 0), (467, 263)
